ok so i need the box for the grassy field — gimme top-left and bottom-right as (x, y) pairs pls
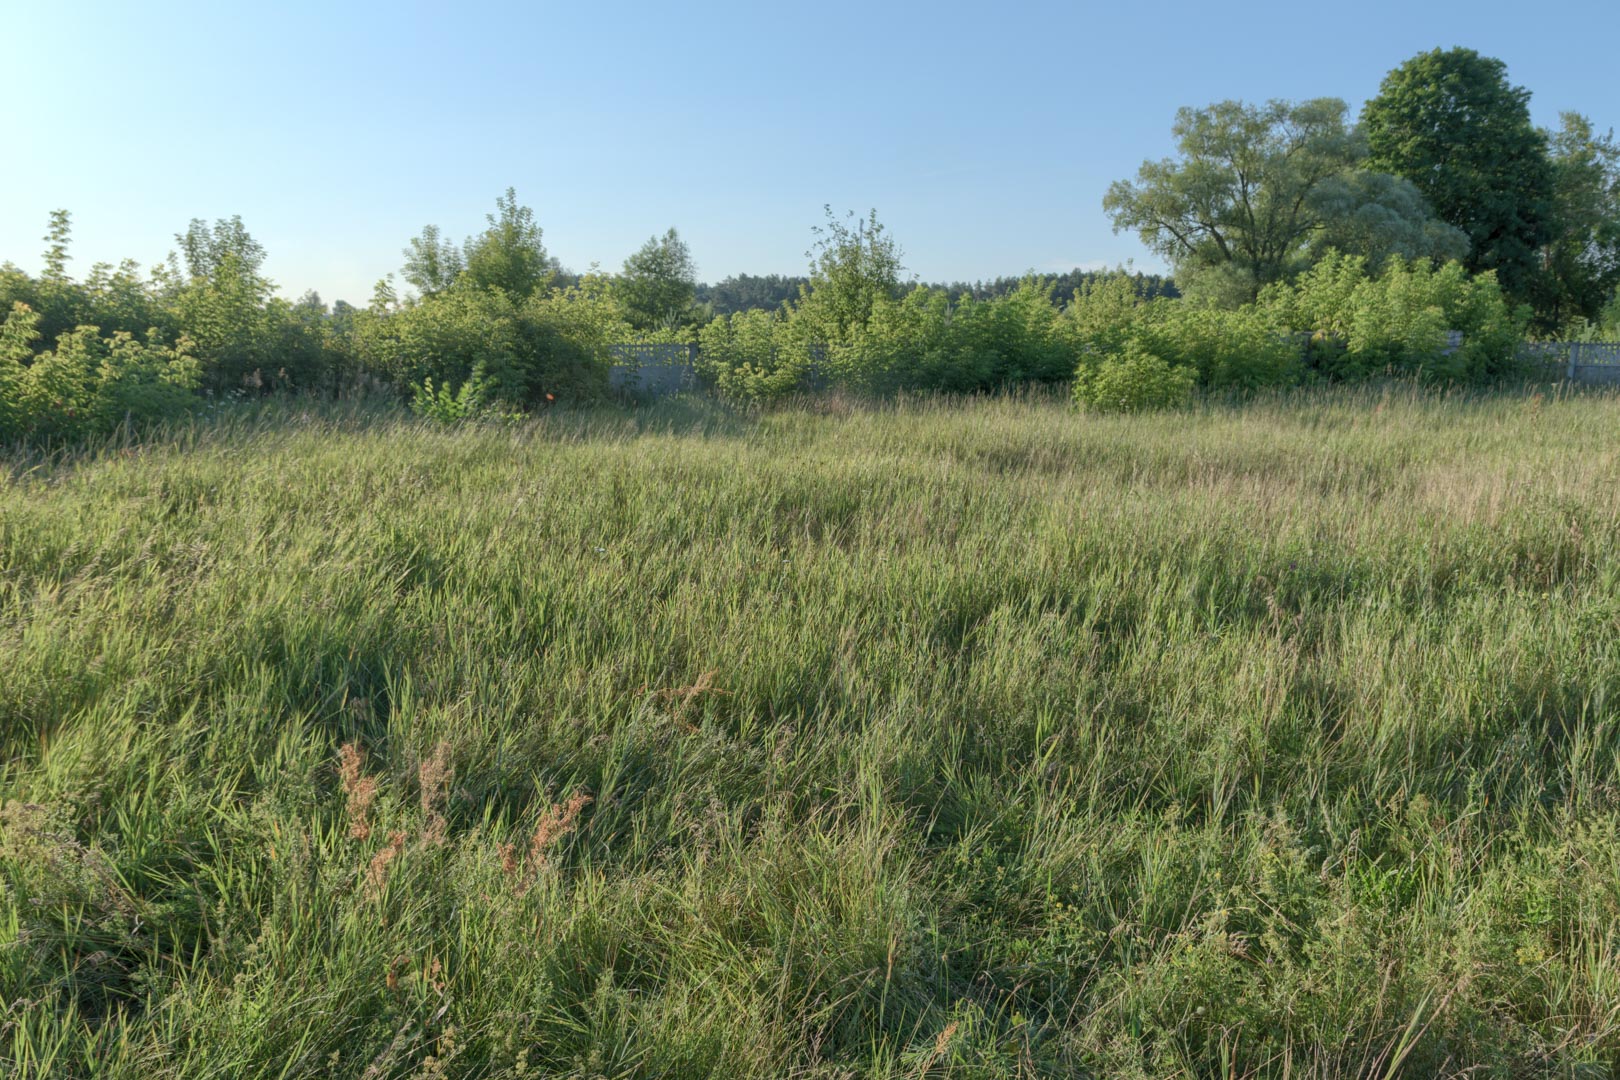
(3, 385), (1619, 1078)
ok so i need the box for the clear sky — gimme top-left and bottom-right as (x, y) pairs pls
(4, 0), (1616, 305)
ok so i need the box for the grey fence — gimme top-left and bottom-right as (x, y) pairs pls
(607, 344), (833, 398)
(607, 344), (699, 397)
(1520, 342), (1620, 386)
(606, 340), (1620, 399)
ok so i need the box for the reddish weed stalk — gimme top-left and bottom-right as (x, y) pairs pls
(338, 742), (378, 841)
(418, 741), (453, 846)
(505, 790), (592, 896)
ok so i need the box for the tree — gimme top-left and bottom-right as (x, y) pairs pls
(401, 224), (465, 296)
(1105, 98), (1462, 303)
(463, 188), (555, 298)
(1306, 171), (1469, 270)
(695, 273), (809, 315)
(41, 210), (72, 283)
(618, 228), (698, 331)
(798, 206), (904, 341)
(168, 216), (283, 391)
(1361, 48), (1553, 307)
(176, 216), (267, 281)
(1534, 113), (1620, 329)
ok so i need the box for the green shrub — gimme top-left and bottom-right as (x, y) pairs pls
(516, 277), (626, 401)
(357, 278), (619, 406)
(1141, 302), (1303, 390)
(695, 308), (809, 402)
(1073, 342), (1196, 411)
(1601, 286), (1620, 336)
(950, 280), (1074, 386)
(409, 367), (499, 424)
(0, 303), (200, 445)
(1261, 254), (1529, 383)
(1063, 273), (1161, 359)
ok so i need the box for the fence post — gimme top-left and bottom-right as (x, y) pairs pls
(1568, 341), (1580, 382)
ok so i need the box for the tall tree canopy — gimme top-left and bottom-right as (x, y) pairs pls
(1535, 113), (1620, 328)
(462, 188), (556, 298)
(798, 207), (905, 341)
(618, 228), (698, 331)
(1361, 48), (1553, 306)
(401, 224), (465, 297)
(1105, 98), (1463, 303)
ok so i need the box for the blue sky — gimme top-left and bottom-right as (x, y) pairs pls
(4, 0), (1616, 304)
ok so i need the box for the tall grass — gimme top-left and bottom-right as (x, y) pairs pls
(2, 385), (1619, 1077)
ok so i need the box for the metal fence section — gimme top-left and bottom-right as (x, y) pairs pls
(1520, 342), (1620, 386)
(607, 344), (699, 397)
(605, 340), (1620, 399)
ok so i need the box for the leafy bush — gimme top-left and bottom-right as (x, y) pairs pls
(701, 280), (1077, 402)
(517, 277), (629, 400)
(357, 278), (621, 406)
(1261, 254), (1528, 382)
(1062, 273), (1161, 359)
(1140, 302), (1303, 390)
(1601, 286), (1620, 335)
(949, 280), (1074, 386)
(695, 308), (809, 402)
(0, 303), (199, 445)
(1064, 274), (1300, 396)
(1073, 342), (1196, 411)
(409, 367), (495, 424)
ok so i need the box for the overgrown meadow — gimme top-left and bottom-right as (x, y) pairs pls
(3, 385), (1620, 1078)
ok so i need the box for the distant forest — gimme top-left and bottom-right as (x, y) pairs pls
(695, 269), (1178, 316)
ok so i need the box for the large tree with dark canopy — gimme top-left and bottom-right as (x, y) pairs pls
(1361, 48), (1553, 307)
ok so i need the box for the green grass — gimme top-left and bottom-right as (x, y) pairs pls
(3, 384), (1619, 1078)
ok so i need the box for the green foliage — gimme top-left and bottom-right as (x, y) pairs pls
(461, 187), (556, 298)
(1602, 286), (1620, 336)
(694, 307), (805, 401)
(1073, 340), (1196, 411)
(1063, 272), (1159, 356)
(400, 224), (465, 297)
(357, 285), (524, 394)
(41, 209), (73, 283)
(1262, 254), (1529, 382)
(518, 276), (632, 400)
(1064, 275), (1301, 395)
(1140, 301), (1303, 390)
(175, 215), (267, 282)
(1535, 113), (1620, 330)
(358, 277), (621, 406)
(1362, 48), (1554, 306)
(0, 302), (199, 445)
(171, 250), (281, 392)
(1306, 170), (1471, 269)
(950, 279), (1075, 386)
(796, 206), (905, 344)
(696, 273), (808, 315)
(618, 228), (699, 331)
(409, 368), (492, 423)
(699, 280), (1076, 402)
(1106, 98), (1461, 301)
(832, 281), (1072, 395)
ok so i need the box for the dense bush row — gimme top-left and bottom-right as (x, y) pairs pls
(0, 207), (634, 445)
(696, 251), (1533, 410)
(0, 196), (1564, 443)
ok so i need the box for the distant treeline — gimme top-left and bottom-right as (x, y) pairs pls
(696, 270), (1178, 316)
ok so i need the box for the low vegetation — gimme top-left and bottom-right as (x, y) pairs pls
(4, 385), (1618, 1076)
